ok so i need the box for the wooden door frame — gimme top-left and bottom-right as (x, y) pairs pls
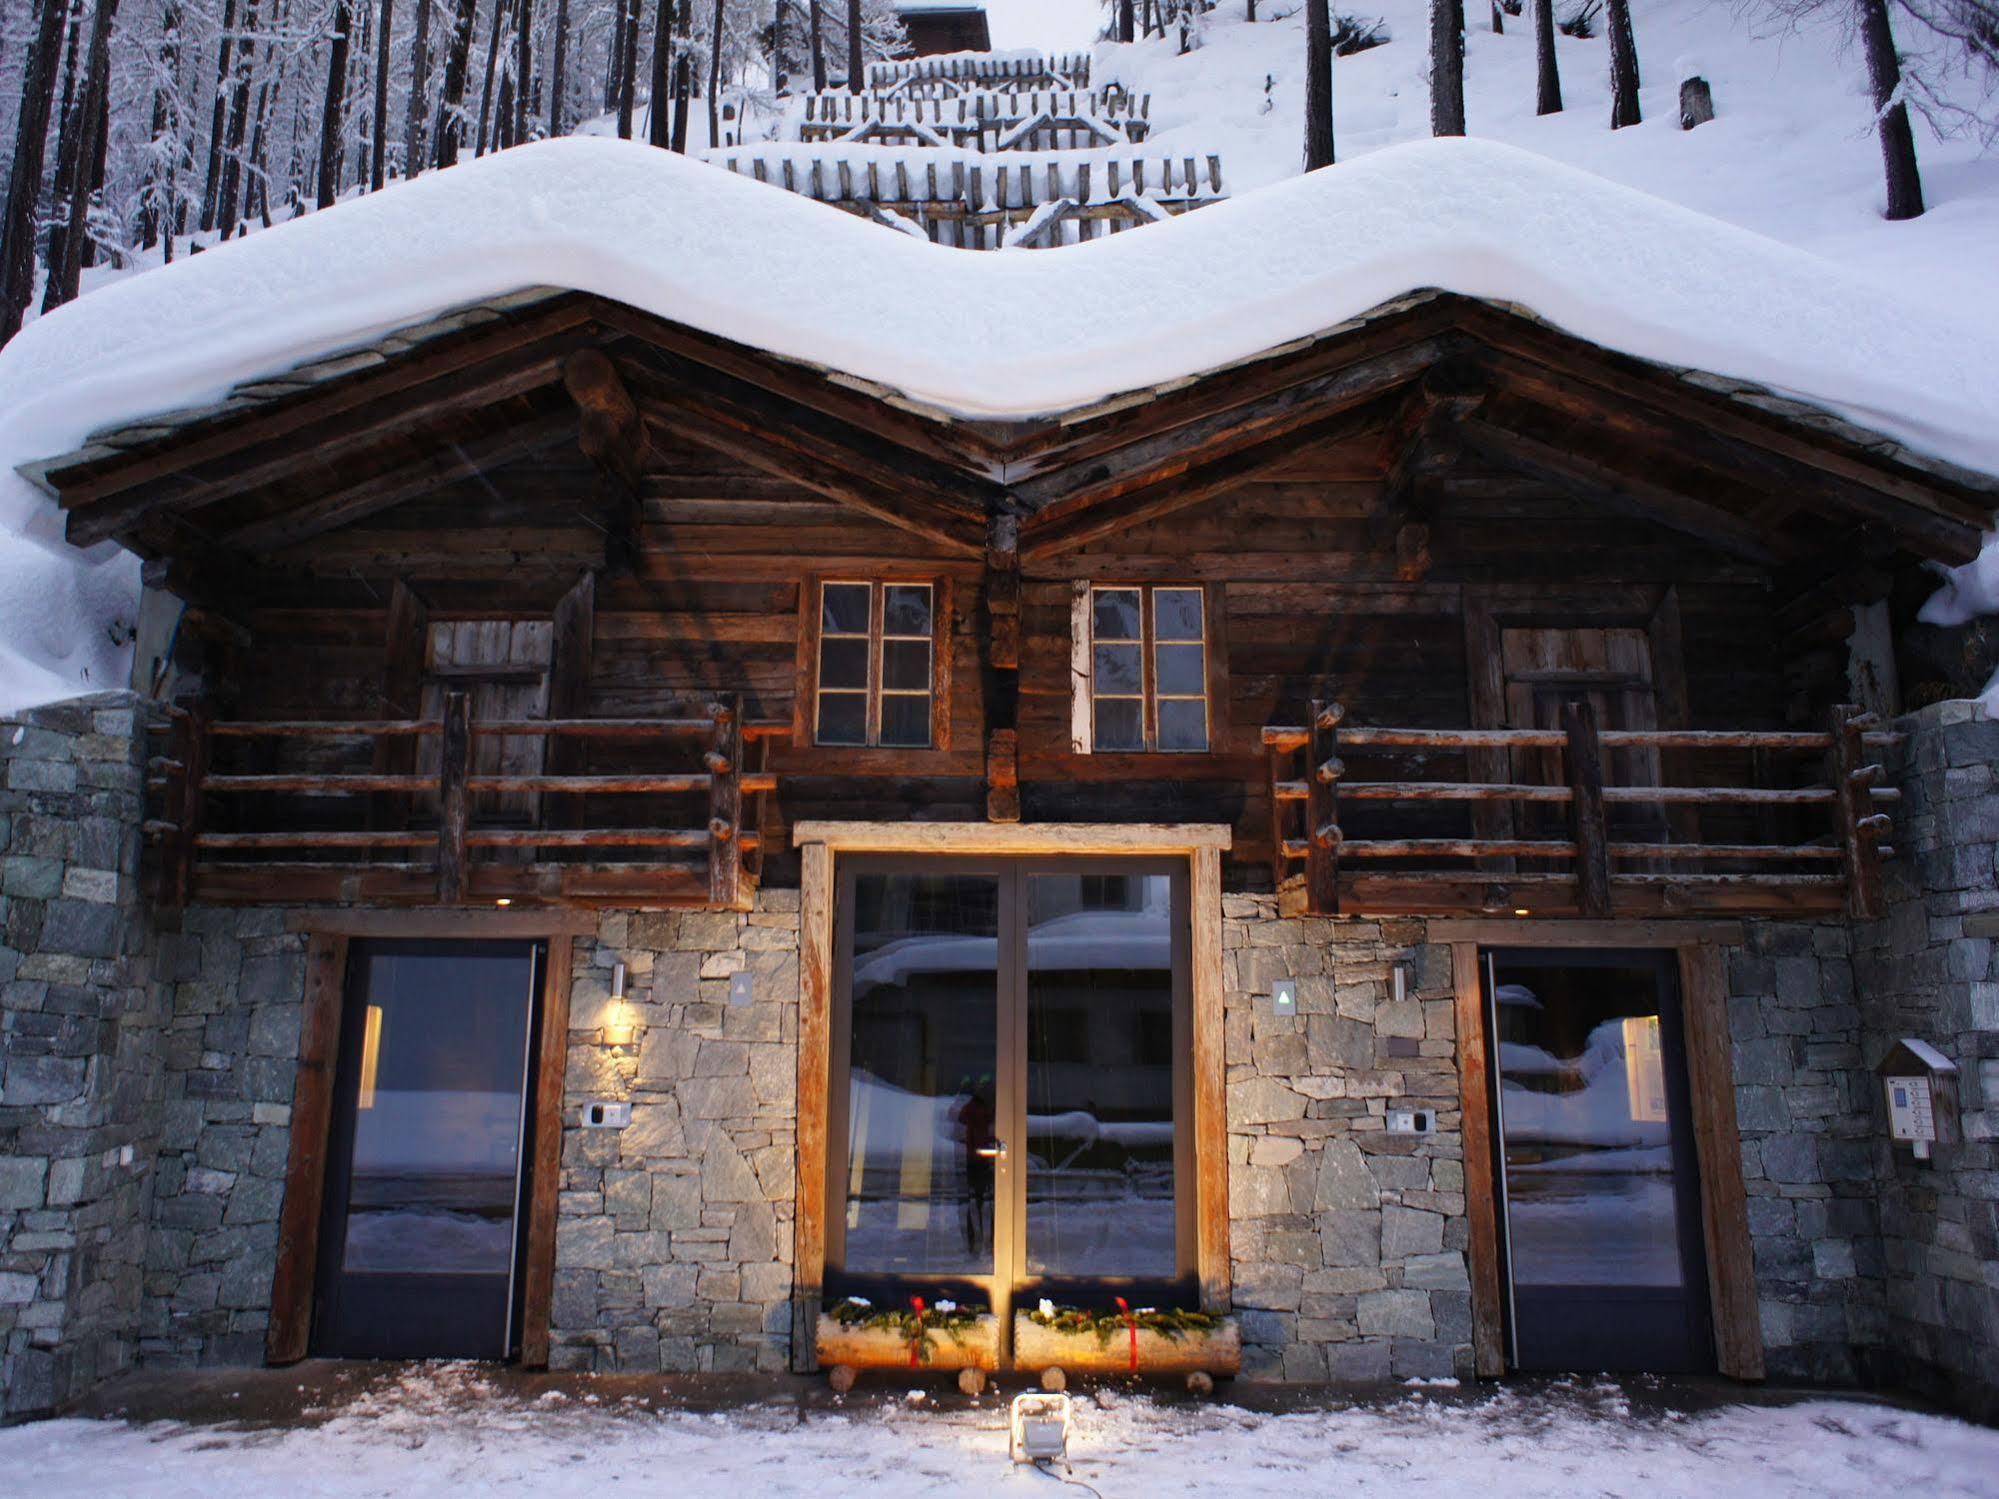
(789, 821), (1232, 1373)
(1436, 917), (1763, 1381)
(265, 910), (589, 1367)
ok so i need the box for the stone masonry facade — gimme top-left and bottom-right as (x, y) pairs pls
(1222, 902), (1470, 1381)
(4, 690), (1999, 1420)
(548, 898), (801, 1374)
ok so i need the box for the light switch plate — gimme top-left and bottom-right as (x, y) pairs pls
(581, 1100), (632, 1129)
(1388, 1108), (1436, 1135)
(1272, 980), (1297, 1015)
(729, 972), (753, 1007)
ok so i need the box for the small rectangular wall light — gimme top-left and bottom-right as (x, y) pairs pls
(1271, 979), (1297, 1015)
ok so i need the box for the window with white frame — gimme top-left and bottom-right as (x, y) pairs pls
(815, 581), (935, 748)
(1086, 585), (1208, 752)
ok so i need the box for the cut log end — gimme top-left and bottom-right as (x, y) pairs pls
(827, 1363), (858, 1394)
(1186, 1370), (1215, 1397)
(1040, 1366), (1068, 1392)
(1679, 76), (1716, 130)
(957, 1367), (988, 1397)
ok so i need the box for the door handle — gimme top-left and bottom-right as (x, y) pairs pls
(975, 1140), (1007, 1159)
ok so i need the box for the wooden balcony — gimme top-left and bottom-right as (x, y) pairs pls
(145, 695), (780, 909)
(1262, 700), (1900, 921)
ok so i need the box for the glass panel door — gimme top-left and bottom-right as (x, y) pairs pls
(1484, 949), (1713, 1373)
(832, 868), (1006, 1286)
(1022, 869), (1185, 1283)
(312, 939), (540, 1360)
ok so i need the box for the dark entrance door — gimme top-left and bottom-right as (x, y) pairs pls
(312, 940), (542, 1360)
(1483, 948), (1714, 1373)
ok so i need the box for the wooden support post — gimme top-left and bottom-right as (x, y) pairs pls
(546, 570), (595, 835)
(1829, 701), (1884, 920)
(1266, 735), (1291, 895)
(518, 933), (573, 1367)
(372, 578), (429, 841)
(984, 513), (1022, 822)
(266, 932), (348, 1364)
(1307, 698), (1343, 916)
(438, 690), (472, 904)
(169, 706), (210, 909)
(708, 695), (743, 907)
(1452, 941), (1506, 1377)
(1562, 697), (1611, 919)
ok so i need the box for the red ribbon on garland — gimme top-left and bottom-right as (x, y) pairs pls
(908, 1296), (927, 1368)
(1115, 1296), (1138, 1373)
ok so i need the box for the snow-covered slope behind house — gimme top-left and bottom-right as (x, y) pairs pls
(1100, 0), (1999, 326)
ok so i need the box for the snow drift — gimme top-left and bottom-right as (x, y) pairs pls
(4, 132), (1999, 712)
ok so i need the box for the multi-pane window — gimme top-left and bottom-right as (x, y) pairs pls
(816, 581), (935, 748)
(1090, 585), (1208, 752)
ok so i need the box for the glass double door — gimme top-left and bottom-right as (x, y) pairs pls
(312, 940), (542, 1360)
(827, 857), (1193, 1338)
(1484, 948), (1715, 1372)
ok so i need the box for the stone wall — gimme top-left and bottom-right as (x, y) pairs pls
(1221, 897), (1470, 1381)
(0, 692), (159, 1420)
(1723, 920), (1882, 1383)
(137, 910), (306, 1370)
(548, 896), (800, 1373)
(1853, 700), (1999, 1422)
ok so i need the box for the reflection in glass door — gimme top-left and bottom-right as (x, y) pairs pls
(827, 859), (1192, 1348)
(1484, 949), (1713, 1373)
(312, 940), (541, 1360)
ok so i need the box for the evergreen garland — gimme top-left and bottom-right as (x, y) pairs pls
(1024, 1302), (1222, 1348)
(824, 1295), (988, 1362)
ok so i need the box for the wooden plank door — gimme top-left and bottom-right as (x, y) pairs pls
(417, 621), (553, 833)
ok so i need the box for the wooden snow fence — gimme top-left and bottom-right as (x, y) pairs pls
(866, 50), (1092, 96)
(798, 90), (1154, 149)
(708, 150), (1225, 249)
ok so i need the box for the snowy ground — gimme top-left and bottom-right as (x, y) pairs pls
(7, 1363), (1999, 1498)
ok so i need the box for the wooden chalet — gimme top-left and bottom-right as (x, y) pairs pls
(15, 276), (1996, 1395)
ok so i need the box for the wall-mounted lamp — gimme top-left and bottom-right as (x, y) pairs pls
(601, 963), (636, 1047)
(1390, 963), (1408, 1006)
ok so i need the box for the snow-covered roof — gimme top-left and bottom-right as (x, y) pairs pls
(4, 133), (1999, 711)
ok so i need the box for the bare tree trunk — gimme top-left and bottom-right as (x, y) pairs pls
(1, 0), (75, 343)
(200, 0), (236, 227)
(1303, 0), (1331, 169)
(808, 0), (823, 90)
(407, 0), (434, 170)
(474, 0), (508, 153)
(1532, 0), (1559, 114)
(317, 0), (354, 205)
(434, 0), (477, 164)
(647, 0), (672, 144)
(1429, 0), (1464, 136)
(771, 0), (784, 95)
(846, 0), (860, 92)
(1858, 0), (1923, 219)
(1489, 0), (1500, 33)
(615, 0), (638, 137)
(141, 0), (183, 248)
(43, 0), (119, 313)
(670, 50), (689, 149)
(513, 0), (531, 142)
(606, 0), (626, 110)
(547, 0), (568, 135)
(708, 0), (723, 142)
(1605, 0), (1639, 127)
(215, 0), (257, 231)
(1119, 0), (1133, 42)
(371, 0), (394, 186)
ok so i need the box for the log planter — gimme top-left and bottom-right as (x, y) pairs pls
(1012, 1311), (1242, 1377)
(816, 1311), (1001, 1373)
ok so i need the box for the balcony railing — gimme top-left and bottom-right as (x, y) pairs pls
(1262, 700), (1900, 920)
(145, 695), (781, 908)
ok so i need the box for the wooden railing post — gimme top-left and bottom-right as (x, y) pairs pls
(438, 690), (471, 904)
(1307, 699), (1343, 916)
(708, 695), (743, 908)
(1562, 697), (1611, 919)
(1829, 702), (1886, 920)
(170, 705), (211, 909)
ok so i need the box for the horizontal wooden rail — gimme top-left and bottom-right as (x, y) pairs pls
(1341, 781), (1574, 802)
(462, 773), (711, 794)
(209, 719), (438, 738)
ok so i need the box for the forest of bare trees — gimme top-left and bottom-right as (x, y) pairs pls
(0, 0), (906, 340)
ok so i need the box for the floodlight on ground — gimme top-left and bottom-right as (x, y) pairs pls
(1010, 1391), (1071, 1464)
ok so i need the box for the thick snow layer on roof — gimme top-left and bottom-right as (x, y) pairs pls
(3, 132), (1999, 712)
